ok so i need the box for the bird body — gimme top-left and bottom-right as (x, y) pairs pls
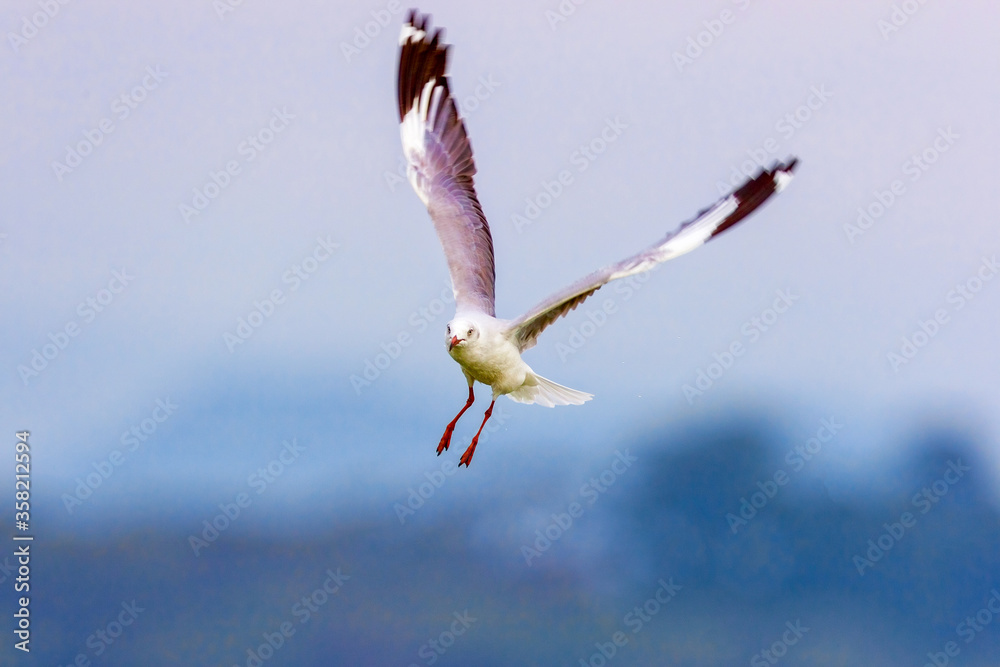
(447, 315), (525, 394)
(396, 10), (797, 465)
(447, 313), (592, 405)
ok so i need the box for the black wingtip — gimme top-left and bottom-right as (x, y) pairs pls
(709, 156), (799, 239)
(397, 10), (451, 122)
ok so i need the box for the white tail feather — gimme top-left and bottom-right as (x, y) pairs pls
(507, 372), (593, 407)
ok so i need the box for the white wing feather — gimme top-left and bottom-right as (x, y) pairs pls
(398, 11), (496, 316)
(505, 159), (798, 352)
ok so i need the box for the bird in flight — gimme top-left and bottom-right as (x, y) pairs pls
(396, 10), (797, 467)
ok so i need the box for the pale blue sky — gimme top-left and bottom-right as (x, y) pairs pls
(2, 0), (997, 478)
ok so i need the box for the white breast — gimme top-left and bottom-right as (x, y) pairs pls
(449, 317), (528, 395)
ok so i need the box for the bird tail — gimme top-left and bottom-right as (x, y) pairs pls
(507, 372), (593, 408)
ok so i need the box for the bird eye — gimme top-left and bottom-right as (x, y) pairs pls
(468, 328), (474, 336)
(447, 325), (451, 334)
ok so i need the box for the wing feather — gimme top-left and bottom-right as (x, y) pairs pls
(506, 159), (798, 351)
(398, 10), (496, 316)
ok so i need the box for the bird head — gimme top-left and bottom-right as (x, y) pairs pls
(446, 319), (478, 352)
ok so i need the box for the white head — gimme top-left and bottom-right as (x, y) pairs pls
(446, 319), (479, 353)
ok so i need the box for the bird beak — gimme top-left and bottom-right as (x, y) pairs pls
(449, 336), (461, 351)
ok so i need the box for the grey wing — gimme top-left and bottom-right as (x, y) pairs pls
(398, 11), (496, 316)
(506, 159), (798, 351)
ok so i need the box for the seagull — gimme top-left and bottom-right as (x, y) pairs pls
(397, 10), (797, 467)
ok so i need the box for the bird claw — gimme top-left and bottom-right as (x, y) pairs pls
(458, 439), (478, 467)
(437, 428), (453, 455)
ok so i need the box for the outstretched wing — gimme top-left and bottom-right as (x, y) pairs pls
(398, 10), (496, 316)
(506, 159), (798, 351)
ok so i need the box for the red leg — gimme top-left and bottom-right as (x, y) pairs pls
(438, 385), (475, 455)
(459, 399), (495, 468)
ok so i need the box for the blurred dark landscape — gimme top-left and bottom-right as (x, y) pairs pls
(13, 409), (998, 666)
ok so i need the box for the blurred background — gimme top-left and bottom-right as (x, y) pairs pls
(2, 1), (999, 665)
